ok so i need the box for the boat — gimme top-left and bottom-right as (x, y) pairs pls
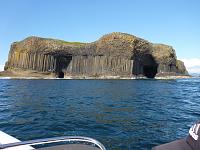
(0, 131), (106, 150)
(152, 121), (200, 150)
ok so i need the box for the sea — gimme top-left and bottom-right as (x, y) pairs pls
(0, 78), (200, 150)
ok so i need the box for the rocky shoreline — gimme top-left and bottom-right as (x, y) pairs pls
(0, 70), (191, 80)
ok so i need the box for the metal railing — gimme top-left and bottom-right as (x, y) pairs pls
(0, 136), (106, 150)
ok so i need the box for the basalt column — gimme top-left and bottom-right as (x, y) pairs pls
(65, 56), (133, 76)
(6, 52), (57, 72)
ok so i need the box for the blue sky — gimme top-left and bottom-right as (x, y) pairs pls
(0, 0), (200, 72)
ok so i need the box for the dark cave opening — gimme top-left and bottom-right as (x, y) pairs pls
(132, 54), (158, 78)
(57, 71), (64, 78)
(143, 65), (158, 78)
(55, 55), (72, 71)
(54, 55), (72, 78)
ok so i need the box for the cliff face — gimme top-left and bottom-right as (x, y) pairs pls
(4, 32), (188, 78)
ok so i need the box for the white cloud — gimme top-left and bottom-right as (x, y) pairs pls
(181, 58), (200, 73)
(0, 65), (4, 71)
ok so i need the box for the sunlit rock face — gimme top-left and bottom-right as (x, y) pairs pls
(4, 32), (188, 78)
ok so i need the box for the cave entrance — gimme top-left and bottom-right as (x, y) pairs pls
(143, 65), (157, 78)
(132, 54), (158, 78)
(54, 55), (72, 78)
(141, 54), (158, 78)
(57, 71), (64, 78)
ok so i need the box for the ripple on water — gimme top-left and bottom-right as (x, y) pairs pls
(0, 79), (199, 150)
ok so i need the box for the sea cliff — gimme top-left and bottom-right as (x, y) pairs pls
(2, 32), (188, 79)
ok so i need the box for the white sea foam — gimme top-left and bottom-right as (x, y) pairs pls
(0, 77), (11, 79)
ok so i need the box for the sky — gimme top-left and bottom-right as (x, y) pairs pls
(0, 0), (200, 73)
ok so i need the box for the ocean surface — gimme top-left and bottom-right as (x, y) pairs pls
(0, 78), (200, 150)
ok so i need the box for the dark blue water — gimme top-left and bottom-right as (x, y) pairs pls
(0, 79), (200, 150)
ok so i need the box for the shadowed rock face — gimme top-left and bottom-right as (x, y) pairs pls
(4, 32), (188, 78)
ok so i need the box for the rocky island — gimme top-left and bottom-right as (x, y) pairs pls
(1, 32), (188, 79)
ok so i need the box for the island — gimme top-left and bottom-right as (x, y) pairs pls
(1, 32), (189, 79)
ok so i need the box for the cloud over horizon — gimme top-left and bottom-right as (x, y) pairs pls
(181, 58), (200, 74)
(0, 65), (4, 71)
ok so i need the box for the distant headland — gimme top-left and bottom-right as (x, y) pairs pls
(0, 32), (189, 79)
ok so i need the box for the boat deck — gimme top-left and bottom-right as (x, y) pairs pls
(37, 144), (101, 150)
(0, 131), (105, 150)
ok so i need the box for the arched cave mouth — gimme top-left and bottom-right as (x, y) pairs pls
(132, 54), (158, 78)
(54, 55), (72, 79)
(57, 71), (64, 78)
